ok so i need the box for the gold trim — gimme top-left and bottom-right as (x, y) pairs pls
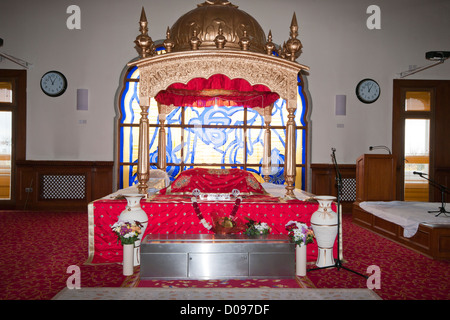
(85, 202), (96, 264)
(310, 223), (338, 227)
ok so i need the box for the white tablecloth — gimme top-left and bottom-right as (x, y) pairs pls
(359, 201), (450, 238)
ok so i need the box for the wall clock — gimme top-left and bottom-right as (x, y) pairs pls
(40, 71), (67, 97)
(356, 78), (380, 103)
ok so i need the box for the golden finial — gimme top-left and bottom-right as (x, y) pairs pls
(290, 12), (299, 38)
(239, 30), (250, 51)
(163, 27), (175, 53)
(189, 29), (202, 50)
(285, 12), (302, 62)
(134, 7), (155, 58)
(264, 30), (276, 56)
(214, 27), (227, 49)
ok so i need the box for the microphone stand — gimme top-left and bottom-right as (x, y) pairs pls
(308, 148), (368, 279)
(414, 172), (449, 217)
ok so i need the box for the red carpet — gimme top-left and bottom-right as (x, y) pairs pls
(0, 210), (449, 300)
(0, 211), (126, 300)
(307, 214), (450, 300)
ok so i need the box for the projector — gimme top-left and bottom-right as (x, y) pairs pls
(426, 51), (450, 61)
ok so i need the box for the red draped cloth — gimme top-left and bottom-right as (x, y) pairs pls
(88, 196), (338, 265)
(160, 168), (267, 195)
(155, 74), (280, 109)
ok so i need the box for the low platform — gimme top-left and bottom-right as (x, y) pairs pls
(352, 202), (450, 260)
(140, 234), (295, 280)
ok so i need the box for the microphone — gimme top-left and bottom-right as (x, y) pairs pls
(413, 171), (427, 176)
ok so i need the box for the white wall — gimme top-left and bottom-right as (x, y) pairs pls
(1, 0), (449, 165)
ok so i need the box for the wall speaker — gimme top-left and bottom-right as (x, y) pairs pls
(335, 95), (346, 116)
(77, 89), (88, 111)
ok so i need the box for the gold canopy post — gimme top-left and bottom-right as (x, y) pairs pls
(134, 7), (155, 194)
(157, 103), (168, 170)
(262, 105), (273, 182)
(284, 99), (297, 198)
(137, 103), (150, 194)
(283, 12), (303, 198)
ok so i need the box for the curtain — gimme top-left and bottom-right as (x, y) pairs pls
(155, 74), (279, 108)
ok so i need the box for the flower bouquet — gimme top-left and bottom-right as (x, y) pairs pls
(244, 218), (271, 236)
(212, 213), (245, 234)
(285, 221), (314, 246)
(111, 220), (143, 245)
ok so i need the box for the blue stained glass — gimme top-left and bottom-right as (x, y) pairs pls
(184, 106), (245, 166)
(297, 74), (307, 188)
(126, 66), (140, 80)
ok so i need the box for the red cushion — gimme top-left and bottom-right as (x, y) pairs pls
(159, 168), (265, 195)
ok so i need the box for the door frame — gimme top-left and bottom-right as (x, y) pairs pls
(392, 79), (450, 202)
(0, 69), (27, 209)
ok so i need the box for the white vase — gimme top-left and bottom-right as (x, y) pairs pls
(119, 193), (148, 266)
(296, 244), (307, 277)
(310, 196), (337, 268)
(122, 243), (134, 276)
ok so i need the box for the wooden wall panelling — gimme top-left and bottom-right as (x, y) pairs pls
(14, 161), (113, 211)
(310, 163), (356, 214)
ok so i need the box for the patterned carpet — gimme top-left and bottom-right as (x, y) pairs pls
(0, 210), (449, 300)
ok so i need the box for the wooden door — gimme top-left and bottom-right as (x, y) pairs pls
(0, 70), (27, 209)
(392, 80), (450, 202)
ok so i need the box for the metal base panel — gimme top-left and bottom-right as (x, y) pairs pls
(140, 234), (295, 280)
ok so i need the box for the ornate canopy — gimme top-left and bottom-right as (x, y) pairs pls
(128, 0), (309, 197)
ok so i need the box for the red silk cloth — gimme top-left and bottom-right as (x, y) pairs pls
(159, 168), (266, 195)
(88, 196), (338, 265)
(154, 74), (280, 108)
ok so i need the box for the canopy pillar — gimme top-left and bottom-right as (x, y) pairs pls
(156, 103), (174, 170)
(137, 101), (150, 194)
(284, 98), (297, 198)
(262, 104), (273, 182)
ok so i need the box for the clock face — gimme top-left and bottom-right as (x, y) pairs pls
(356, 79), (380, 103)
(40, 71), (67, 97)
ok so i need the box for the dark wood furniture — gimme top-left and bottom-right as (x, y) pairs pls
(353, 202), (450, 260)
(13, 160), (114, 211)
(352, 153), (449, 260)
(355, 154), (396, 202)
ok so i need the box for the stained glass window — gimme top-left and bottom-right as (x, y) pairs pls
(117, 65), (308, 190)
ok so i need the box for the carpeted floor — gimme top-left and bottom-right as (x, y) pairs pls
(0, 210), (449, 300)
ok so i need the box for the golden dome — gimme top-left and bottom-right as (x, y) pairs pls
(168, 0), (267, 53)
(135, 1), (303, 62)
